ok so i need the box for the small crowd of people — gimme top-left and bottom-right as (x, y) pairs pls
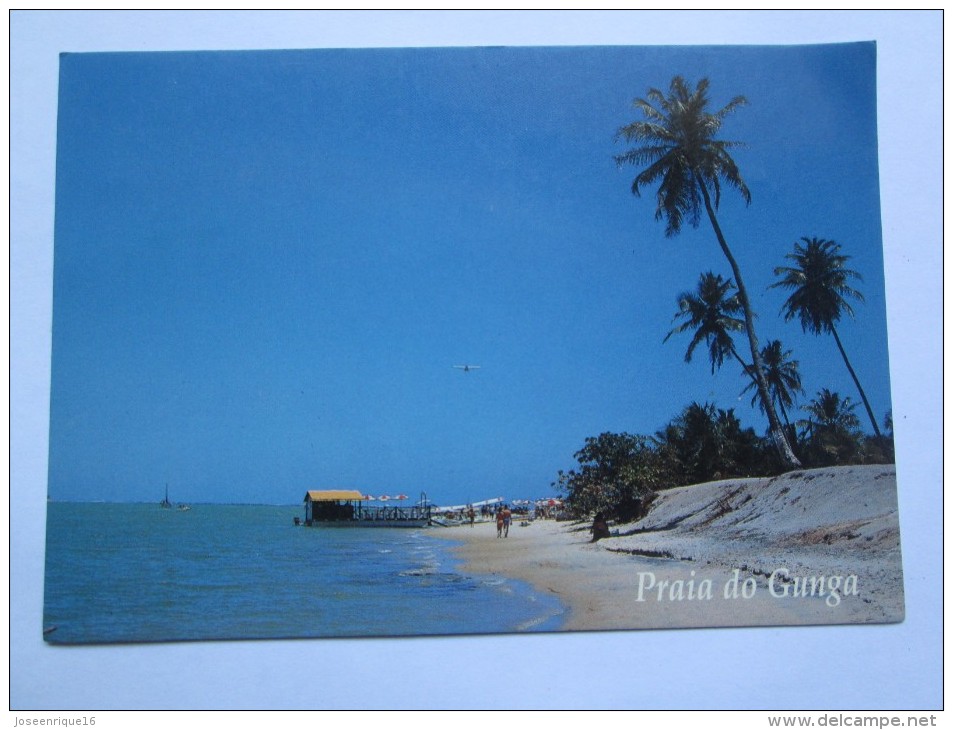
(477, 504), (496, 518)
(495, 504), (512, 538)
(487, 504), (607, 541)
(470, 502), (608, 542)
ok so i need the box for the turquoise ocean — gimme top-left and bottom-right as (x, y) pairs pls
(42, 502), (566, 644)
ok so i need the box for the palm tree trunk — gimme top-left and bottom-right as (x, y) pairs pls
(830, 325), (882, 437)
(729, 346), (750, 374)
(696, 175), (801, 469)
(777, 399), (792, 431)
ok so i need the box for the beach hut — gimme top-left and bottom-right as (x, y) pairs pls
(303, 490), (366, 524)
(301, 489), (432, 527)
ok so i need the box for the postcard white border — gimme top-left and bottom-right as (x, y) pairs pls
(10, 10), (943, 710)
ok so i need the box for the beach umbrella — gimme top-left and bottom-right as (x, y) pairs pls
(379, 495), (390, 501)
(364, 495), (376, 501)
(396, 494), (408, 501)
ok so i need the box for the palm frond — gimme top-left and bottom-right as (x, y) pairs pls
(613, 144), (672, 168)
(771, 237), (864, 334)
(666, 272), (745, 373)
(616, 75), (751, 235)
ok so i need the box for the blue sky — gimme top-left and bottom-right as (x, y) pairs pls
(48, 43), (892, 506)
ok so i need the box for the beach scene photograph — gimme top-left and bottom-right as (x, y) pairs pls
(39, 40), (905, 647)
(13, 11), (942, 712)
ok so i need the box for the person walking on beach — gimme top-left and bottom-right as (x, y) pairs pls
(496, 507), (504, 538)
(502, 504), (512, 538)
(468, 505), (475, 527)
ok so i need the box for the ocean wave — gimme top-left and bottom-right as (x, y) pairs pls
(514, 606), (565, 632)
(398, 568), (432, 577)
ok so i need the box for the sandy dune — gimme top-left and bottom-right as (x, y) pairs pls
(430, 464), (904, 631)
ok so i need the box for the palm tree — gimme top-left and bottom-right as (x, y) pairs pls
(801, 388), (860, 433)
(771, 236), (881, 437)
(799, 388), (863, 466)
(665, 272), (748, 373)
(741, 339), (804, 430)
(616, 76), (800, 468)
(655, 401), (761, 485)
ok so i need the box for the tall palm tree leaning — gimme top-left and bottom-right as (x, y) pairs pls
(615, 76), (801, 469)
(771, 236), (882, 437)
(665, 271), (749, 374)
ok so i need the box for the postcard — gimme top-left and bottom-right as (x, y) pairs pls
(43, 42), (902, 645)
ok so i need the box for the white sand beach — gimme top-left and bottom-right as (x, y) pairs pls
(431, 464), (904, 631)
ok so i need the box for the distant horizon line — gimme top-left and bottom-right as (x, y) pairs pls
(44, 496), (556, 507)
(47, 498), (301, 507)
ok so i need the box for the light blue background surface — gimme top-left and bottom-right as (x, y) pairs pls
(11, 10), (942, 710)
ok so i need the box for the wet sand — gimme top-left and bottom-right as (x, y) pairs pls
(428, 465), (904, 631)
(432, 518), (813, 630)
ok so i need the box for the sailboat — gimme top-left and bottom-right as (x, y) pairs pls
(160, 484), (172, 509)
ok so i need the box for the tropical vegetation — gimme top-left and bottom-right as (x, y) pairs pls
(555, 395), (892, 523)
(797, 388), (863, 467)
(665, 271), (747, 373)
(741, 339), (804, 432)
(560, 77), (894, 524)
(615, 75), (800, 468)
(772, 236), (882, 437)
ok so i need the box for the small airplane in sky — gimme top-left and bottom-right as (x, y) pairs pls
(452, 365), (481, 372)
